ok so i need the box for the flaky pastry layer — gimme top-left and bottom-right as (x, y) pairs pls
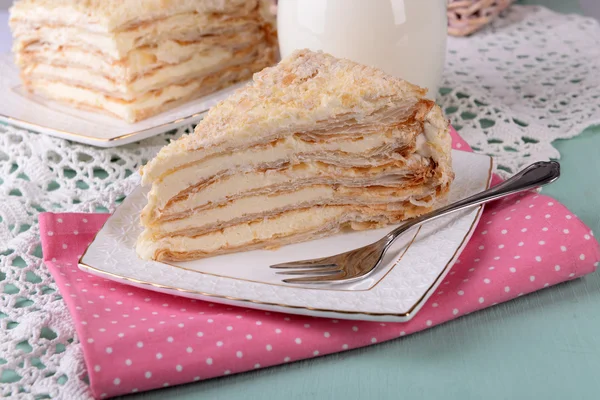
(136, 198), (446, 262)
(24, 52), (273, 122)
(12, 15), (266, 61)
(150, 160), (435, 223)
(16, 28), (266, 81)
(146, 180), (444, 239)
(142, 117), (425, 218)
(22, 45), (264, 100)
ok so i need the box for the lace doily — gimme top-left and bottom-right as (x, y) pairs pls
(440, 6), (600, 173)
(1, 6), (599, 399)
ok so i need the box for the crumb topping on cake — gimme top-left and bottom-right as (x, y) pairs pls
(145, 49), (427, 173)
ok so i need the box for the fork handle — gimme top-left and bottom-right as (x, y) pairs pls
(383, 161), (561, 245)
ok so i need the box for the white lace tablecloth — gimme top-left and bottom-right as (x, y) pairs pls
(1, 5), (599, 399)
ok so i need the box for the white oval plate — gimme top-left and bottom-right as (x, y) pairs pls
(79, 150), (493, 322)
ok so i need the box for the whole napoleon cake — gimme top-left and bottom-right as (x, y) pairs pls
(9, 0), (277, 122)
(136, 49), (454, 261)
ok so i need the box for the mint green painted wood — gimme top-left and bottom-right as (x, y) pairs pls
(121, 1), (600, 399)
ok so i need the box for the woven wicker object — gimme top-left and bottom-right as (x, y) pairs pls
(448, 0), (515, 36)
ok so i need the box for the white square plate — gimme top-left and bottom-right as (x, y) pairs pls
(79, 150), (493, 322)
(0, 54), (244, 147)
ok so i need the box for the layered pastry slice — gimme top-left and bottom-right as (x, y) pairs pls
(9, 0), (277, 122)
(136, 49), (454, 261)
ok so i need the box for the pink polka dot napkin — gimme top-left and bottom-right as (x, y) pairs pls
(39, 131), (599, 399)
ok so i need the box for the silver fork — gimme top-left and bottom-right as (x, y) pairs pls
(271, 161), (561, 284)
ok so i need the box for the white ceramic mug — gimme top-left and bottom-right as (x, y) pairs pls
(277, 0), (447, 99)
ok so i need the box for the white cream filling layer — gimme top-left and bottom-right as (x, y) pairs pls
(151, 183), (417, 235)
(161, 163), (417, 217)
(136, 206), (347, 260)
(146, 134), (418, 211)
(19, 35), (259, 81)
(156, 186), (335, 234)
(31, 79), (207, 121)
(26, 48), (235, 98)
